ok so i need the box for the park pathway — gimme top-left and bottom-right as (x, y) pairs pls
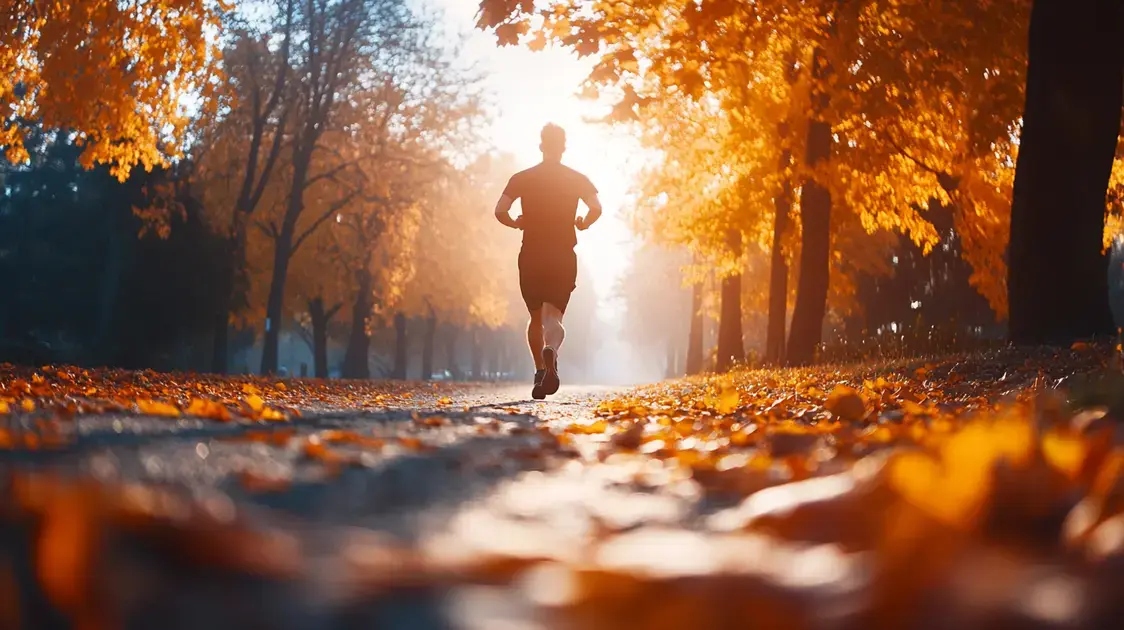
(2, 382), (660, 629)
(6, 348), (1124, 630)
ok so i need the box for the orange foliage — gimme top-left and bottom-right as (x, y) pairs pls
(0, 0), (222, 179)
(478, 0), (1029, 318)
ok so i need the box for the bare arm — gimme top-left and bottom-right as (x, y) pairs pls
(494, 194), (522, 230)
(576, 191), (603, 230)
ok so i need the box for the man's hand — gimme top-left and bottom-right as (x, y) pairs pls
(494, 194), (522, 230)
(577, 192), (602, 231)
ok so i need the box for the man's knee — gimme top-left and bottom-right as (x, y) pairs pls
(528, 309), (543, 325)
(542, 302), (563, 323)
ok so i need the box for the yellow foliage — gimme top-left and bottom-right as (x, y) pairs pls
(480, 0), (1031, 322)
(0, 0), (221, 179)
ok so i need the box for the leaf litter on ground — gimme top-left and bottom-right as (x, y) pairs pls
(6, 345), (1124, 628)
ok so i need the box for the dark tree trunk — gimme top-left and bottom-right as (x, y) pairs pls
(342, 268), (374, 379)
(766, 148), (793, 365)
(260, 222), (293, 375)
(787, 47), (834, 366)
(686, 281), (705, 375)
(716, 231), (745, 372)
(211, 235), (239, 375)
(444, 327), (460, 380)
(392, 312), (408, 379)
(308, 296), (339, 378)
(212, 212), (252, 374)
(97, 197), (128, 362)
(1007, 0), (1121, 345)
(261, 154), (310, 375)
(421, 306), (437, 381)
(211, 237), (233, 374)
(471, 327), (484, 380)
(211, 308), (230, 374)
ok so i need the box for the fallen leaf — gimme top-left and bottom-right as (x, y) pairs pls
(185, 398), (232, 422)
(244, 394), (265, 413)
(826, 385), (866, 422)
(136, 399), (180, 417)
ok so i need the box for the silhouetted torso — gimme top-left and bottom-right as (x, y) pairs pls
(503, 162), (597, 252)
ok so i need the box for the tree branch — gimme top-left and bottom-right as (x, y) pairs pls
(262, 0), (295, 117)
(304, 158), (361, 189)
(290, 190), (360, 255)
(255, 219), (279, 239)
(882, 130), (961, 193)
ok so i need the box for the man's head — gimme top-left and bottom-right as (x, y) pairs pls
(540, 123), (566, 162)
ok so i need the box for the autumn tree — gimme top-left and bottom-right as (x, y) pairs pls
(1, 0), (221, 179)
(257, 0), (437, 374)
(480, 0), (1029, 365)
(399, 153), (522, 380)
(0, 129), (226, 368)
(1007, 0), (1121, 345)
(194, 4), (296, 373)
(329, 44), (485, 380)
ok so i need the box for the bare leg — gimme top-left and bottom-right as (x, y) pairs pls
(527, 309), (544, 370)
(542, 303), (565, 353)
(538, 303), (565, 395)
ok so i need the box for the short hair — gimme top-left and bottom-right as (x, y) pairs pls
(540, 123), (566, 151)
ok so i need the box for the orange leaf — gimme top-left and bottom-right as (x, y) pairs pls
(245, 394), (265, 413)
(185, 398), (232, 422)
(826, 385), (866, 422)
(136, 399), (181, 417)
(260, 407), (288, 422)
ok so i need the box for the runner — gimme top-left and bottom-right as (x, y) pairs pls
(493, 123), (602, 399)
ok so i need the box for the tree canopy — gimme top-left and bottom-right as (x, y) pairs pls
(1, 0), (223, 179)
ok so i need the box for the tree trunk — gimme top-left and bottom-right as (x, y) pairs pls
(471, 327), (484, 380)
(212, 210), (252, 373)
(342, 268), (374, 379)
(665, 341), (679, 379)
(716, 231), (745, 372)
(421, 307), (437, 381)
(487, 329), (501, 379)
(766, 148), (793, 365)
(262, 133), (319, 375)
(211, 235), (233, 374)
(686, 281), (705, 375)
(444, 327), (460, 380)
(211, 309), (230, 374)
(307, 296), (338, 379)
(210, 240), (238, 375)
(260, 226), (293, 375)
(787, 47), (834, 366)
(1007, 0), (1121, 345)
(392, 312), (408, 379)
(97, 196), (128, 362)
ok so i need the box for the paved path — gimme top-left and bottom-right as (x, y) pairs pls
(1, 382), (641, 630)
(9, 351), (1120, 630)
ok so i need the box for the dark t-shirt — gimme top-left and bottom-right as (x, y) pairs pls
(502, 162), (597, 251)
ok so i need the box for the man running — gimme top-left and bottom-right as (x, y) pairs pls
(494, 123), (602, 399)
